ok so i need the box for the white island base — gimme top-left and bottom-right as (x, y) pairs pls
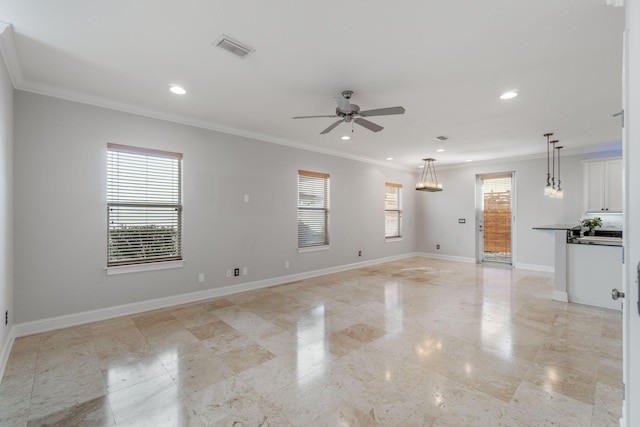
(566, 243), (623, 311)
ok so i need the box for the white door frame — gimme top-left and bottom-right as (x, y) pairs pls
(475, 172), (516, 264)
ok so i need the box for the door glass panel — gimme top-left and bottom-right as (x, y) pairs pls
(482, 174), (512, 264)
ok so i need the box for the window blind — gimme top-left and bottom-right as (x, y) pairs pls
(107, 143), (183, 266)
(385, 182), (402, 238)
(298, 170), (330, 248)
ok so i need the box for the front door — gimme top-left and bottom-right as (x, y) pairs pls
(476, 173), (514, 264)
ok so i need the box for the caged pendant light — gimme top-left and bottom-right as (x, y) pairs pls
(550, 139), (558, 197)
(554, 145), (564, 199)
(416, 158), (443, 192)
(544, 133), (553, 196)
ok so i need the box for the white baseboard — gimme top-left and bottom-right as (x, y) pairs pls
(513, 262), (554, 273)
(417, 252), (476, 264)
(13, 252), (420, 338)
(0, 326), (16, 381)
(553, 291), (569, 302)
(417, 253), (554, 273)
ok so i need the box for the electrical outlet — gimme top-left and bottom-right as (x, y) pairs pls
(358, 250), (362, 257)
(198, 273), (205, 282)
(242, 267), (248, 275)
(226, 269), (232, 277)
(234, 268), (240, 277)
(285, 260), (290, 269)
(436, 244), (440, 250)
(5, 310), (7, 326)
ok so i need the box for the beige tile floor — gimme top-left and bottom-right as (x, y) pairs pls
(0, 257), (623, 426)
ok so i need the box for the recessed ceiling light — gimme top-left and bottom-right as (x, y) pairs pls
(386, 157), (394, 161)
(465, 159), (473, 162)
(500, 90), (518, 100)
(419, 165), (425, 168)
(169, 85), (186, 95)
(436, 149), (445, 152)
(341, 135), (351, 141)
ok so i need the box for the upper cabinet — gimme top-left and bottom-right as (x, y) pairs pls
(584, 158), (623, 213)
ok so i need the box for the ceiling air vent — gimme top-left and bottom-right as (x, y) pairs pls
(214, 35), (254, 58)
(433, 136), (449, 142)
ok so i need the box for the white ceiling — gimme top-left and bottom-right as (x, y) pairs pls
(0, 0), (625, 169)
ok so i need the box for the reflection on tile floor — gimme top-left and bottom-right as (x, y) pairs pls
(0, 258), (622, 426)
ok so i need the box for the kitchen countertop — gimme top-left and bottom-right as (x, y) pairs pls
(534, 224), (623, 246)
(569, 235), (622, 247)
(532, 224), (580, 231)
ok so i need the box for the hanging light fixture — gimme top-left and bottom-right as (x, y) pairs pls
(554, 145), (564, 199)
(544, 133), (553, 196)
(550, 139), (558, 197)
(416, 158), (443, 192)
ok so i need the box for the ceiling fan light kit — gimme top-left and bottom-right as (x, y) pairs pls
(416, 158), (443, 192)
(293, 90), (405, 134)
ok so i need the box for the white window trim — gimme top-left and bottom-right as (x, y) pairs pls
(298, 169), (330, 249)
(385, 182), (403, 239)
(107, 143), (183, 268)
(298, 245), (331, 254)
(106, 260), (184, 275)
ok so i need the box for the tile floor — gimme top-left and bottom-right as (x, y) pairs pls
(0, 258), (623, 426)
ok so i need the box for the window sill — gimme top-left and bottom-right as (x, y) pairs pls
(106, 260), (184, 275)
(385, 237), (403, 243)
(298, 245), (330, 254)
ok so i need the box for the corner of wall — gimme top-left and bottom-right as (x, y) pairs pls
(0, 325), (15, 380)
(0, 21), (15, 385)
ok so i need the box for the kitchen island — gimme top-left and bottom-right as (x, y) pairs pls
(533, 224), (623, 310)
(566, 228), (622, 311)
(532, 224), (580, 303)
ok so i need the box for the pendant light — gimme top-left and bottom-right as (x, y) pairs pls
(554, 145), (564, 199)
(550, 139), (558, 197)
(544, 133), (553, 196)
(416, 158), (443, 192)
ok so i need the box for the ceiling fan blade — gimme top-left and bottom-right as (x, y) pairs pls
(320, 119), (344, 134)
(293, 114), (338, 119)
(335, 96), (351, 113)
(354, 118), (383, 132)
(359, 106), (405, 117)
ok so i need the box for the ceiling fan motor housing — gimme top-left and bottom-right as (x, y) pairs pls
(336, 104), (360, 120)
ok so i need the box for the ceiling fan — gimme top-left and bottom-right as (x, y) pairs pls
(292, 90), (405, 134)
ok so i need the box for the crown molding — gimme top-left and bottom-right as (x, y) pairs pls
(436, 142), (622, 171)
(0, 21), (24, 88)
(0, 20), (413, 173)
(17, 80), (414, 173)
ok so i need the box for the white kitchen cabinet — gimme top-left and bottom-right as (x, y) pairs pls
(584, 158), (622, 212)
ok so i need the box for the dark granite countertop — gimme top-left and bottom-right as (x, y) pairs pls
(533, 224), (580, 231)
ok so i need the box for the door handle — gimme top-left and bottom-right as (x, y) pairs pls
(612, 288), (625, 300)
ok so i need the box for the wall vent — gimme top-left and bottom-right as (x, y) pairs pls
(214, 35), (254, 58)
(433, 136), (449, 142)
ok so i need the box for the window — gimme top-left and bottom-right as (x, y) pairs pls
(107, 143), (183, 267)
(298, 170), (330, 249)
(385, 182), (402, 239)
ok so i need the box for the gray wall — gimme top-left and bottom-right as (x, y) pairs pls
(0, 51), (13, 351)
(13, 91), (416, 323)
(11, 89), (620, 325)
(415, 152), (621, 268)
